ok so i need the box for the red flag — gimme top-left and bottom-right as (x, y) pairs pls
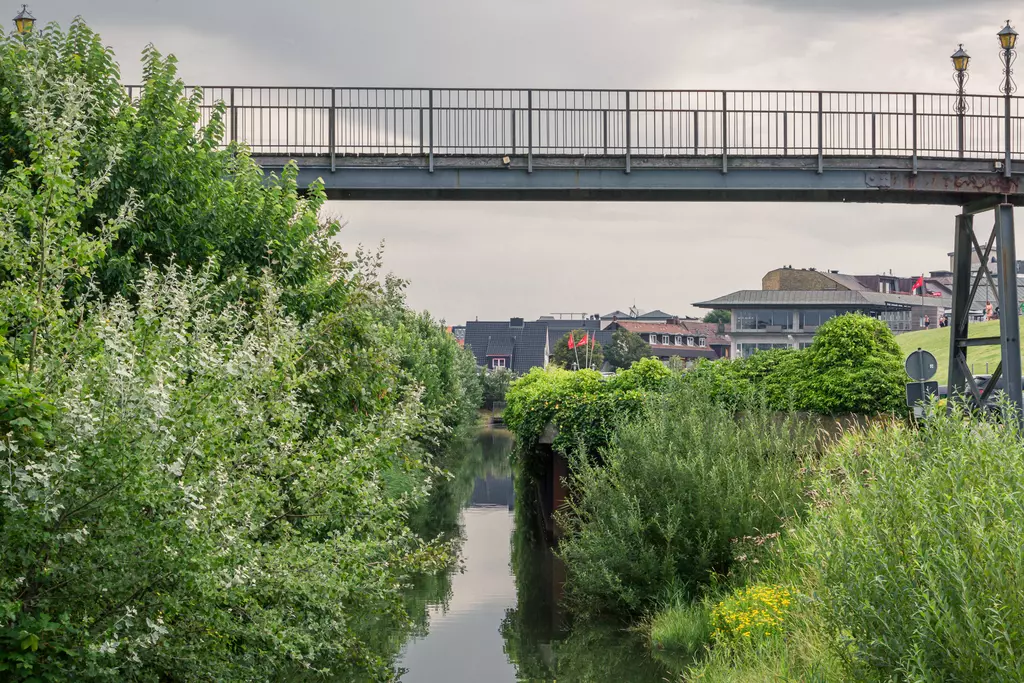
(577, 333), (589, 346)
(911, 276), (924, 293)
(568, 332), (575, 349)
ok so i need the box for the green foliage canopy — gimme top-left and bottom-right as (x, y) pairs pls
(604, 328), (652, 370)
(552, 330), (604, 370)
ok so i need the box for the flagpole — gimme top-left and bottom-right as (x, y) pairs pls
(571, 330), (582, 371)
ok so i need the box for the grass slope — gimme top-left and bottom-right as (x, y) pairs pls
(896, 318), (1024, 384)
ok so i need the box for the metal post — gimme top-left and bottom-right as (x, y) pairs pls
(871, 113), (877, 155)
(956, 70), (966, 159)
(512, 106), (517, 156)
(912, 94), (918, 175)
(948, 213), (974, 402)
(603, 109), (608, 155)
(419, 108), (424, 155)
(428, 89), (434, 173)
(693, 110), (699, 156)
(329, 89), (336, 173)
(527, 90), (533, 174)
(230, 88), (237, 144)
(721, 91), (728, 174)
(996, 203), (1022, 414)
(1005, 74), (1013, 178)
(817, 92), (823, 174)
(783, 112), (788, 156)
(625, 91), (631, 174)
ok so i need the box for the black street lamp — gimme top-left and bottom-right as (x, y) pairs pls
(12, 4), (34, 34)
(952, 44), (970, 158)
(999, 21), (1018, 177)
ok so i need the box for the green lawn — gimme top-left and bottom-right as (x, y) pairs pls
(895, 318), (1024, 385)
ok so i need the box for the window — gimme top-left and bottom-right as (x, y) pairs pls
(492, 357), (506, 369)
(737, 343), (792, 358)
(675, 335), (683, 345)
(877, 309), (912, 332)
(800, 309), (836, 328)
(649, 334), (659, 344)
(799, 342), (814, 350)
(661, 334), (670, 345)
(687, 336), (694, 346)
(698, 337), (707, 347)
(734, 310), (794, 331)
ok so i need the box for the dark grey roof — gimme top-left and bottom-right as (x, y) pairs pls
(602, 310), (630, 319)
(636, 309), (674, 320)
(694, 290), (951, 308)
(485, 337), (515, 356)
(513, 322), (549, 374)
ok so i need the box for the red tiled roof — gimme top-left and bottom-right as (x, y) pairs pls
(680, 321), (731, 346)
(613, 321), (689, 335)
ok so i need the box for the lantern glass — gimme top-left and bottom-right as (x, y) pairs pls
(951, 45), (970, 72)
(999, 21), (1018, 50)
(13, 5), (34, 34)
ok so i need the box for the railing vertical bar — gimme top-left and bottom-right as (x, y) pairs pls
(625, 90), (631, 173)
(871, 111), (876, 155)
(912, 93), (918, 174)
(783, 110), (788, 156)
(527, 90), (533, 173)
(693, 109), (699, 156)
(721, 91), (728, 173)
(428, 89), (434, 172)
(329, 88), (336, 172)
(603, 109), (609, 155)
(817, 91), (823, 174)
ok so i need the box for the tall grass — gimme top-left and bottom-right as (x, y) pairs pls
(556, 376), (817, 617)
(787, 404), (1024, 681)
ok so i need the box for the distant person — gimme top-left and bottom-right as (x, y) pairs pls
(986, 301), (994, 321)
(924, 314), (930, 329)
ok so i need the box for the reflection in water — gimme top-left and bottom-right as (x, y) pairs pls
(395, 428), (682, 683)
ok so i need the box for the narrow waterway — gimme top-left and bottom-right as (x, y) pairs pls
(395, 427), (681, 683)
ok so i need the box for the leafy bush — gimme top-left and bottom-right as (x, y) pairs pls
(798, 314), (904, 415)
(555, 377), (815, 617)
(682, 314), (904, 416)
(787, 406), (1024, 682)
(605, 328), (652, 370)
(0, 19), (481, 681)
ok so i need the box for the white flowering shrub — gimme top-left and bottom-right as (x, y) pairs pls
(0, 19), (481, 682)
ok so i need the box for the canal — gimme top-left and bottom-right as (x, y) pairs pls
(395, 428), (683, 682)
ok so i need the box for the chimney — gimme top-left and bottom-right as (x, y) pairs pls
(509, 317), (524, 328)
(717, 322), (725, 335)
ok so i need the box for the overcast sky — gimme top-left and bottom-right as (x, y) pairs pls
(27, 0), (1020, 322)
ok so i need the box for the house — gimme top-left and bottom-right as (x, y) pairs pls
(605, 320), (721, 364)
(696, 267), (951, 359)
(463, 318), (550, 372)
(447, 325), (466, 347)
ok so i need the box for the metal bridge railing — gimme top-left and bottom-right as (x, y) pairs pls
(122, 86), (1024, 164)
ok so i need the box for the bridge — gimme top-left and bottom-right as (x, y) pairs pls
(135, 86), (1024, 205)
(131, 84), (1024, 412)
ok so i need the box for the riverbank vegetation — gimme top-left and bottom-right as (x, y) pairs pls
(505, 313), (1024, 681)
(0, 20), (480, 682)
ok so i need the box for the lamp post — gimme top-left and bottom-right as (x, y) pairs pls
(952, 44), (970, 158)
(999, 20), (1018, 178)
(12, 4), (34, 34)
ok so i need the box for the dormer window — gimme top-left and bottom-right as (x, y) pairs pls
(687, 336), (694, 346)
(675, 335), (683, 345)
(661, 335), (670, 345)
(698, 337), (707, 347)
(650, 334), (659, 344)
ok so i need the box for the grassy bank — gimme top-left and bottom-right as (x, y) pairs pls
(895, 317), (1024, 384)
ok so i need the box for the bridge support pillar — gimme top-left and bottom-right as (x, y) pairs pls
(947, 202), (1023, 417)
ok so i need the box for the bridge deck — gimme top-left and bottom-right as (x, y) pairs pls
(254, 154), (1021, 204)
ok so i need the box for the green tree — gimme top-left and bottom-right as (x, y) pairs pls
(702, 309), (731, 324)
(552, 331), (604, 370)
(0, 19), (482, 681)
(605, 328), (653, 370)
